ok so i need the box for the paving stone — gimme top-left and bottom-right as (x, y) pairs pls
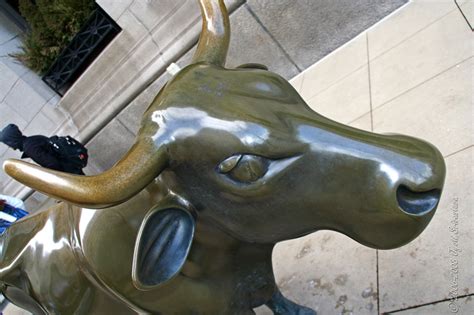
(289, 73), (304, 93)
(458, 0), (473, 29)
(372, 58), (473, 157)
(86, 119), (136, 172)
(299, 33), (368, 101)
(40, 97), (68, 127)
(386, 295), (473, 315)
(349, 112), (372, 132)
(369, 8), (473, 108)
(0, 101), (28, 131)
(0, 61), (19, 101)
(0, 37), (29, 78)
(23, 111), (56, 137)
(227, 5), (299, 80)
(378, 147), (473, 312)
(255, 232), (378, 315)
(307, 65), (370, 124)
(0, 148), (21, 193)
(247, 0), (408, 70)
(130, 0), (182, 32)
(4, 79), (48, 122)
(20, 70), (56, 102)
(368, 0), (457, 59)
(117, 72), (170, 135)
(150, 1), (201, 52)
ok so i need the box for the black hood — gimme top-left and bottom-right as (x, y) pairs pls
(0, 124), (25, 151)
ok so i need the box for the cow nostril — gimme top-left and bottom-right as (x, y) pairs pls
(396, 185), (441, 216)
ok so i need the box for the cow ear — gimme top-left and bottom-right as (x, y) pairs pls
(132, 207), (195, 290)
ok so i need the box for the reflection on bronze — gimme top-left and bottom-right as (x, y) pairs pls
(0, 0), (446, 314)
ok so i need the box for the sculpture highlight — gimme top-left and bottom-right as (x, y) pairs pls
(0, 0), (445, 314)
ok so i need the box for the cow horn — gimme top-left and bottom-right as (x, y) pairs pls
(3, 140), (168, 209)
(192, 0), (230, 66)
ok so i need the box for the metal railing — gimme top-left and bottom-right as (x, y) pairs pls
(42, 6), (121, 96)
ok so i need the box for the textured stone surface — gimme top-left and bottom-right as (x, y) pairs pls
(458, 0), (473, 29)
(0, 101), (27, 131)
(247, 0), (408, 70)
(4, 79), (48, 122)
(20, 70), (56, 102)
(0, 62), (19, 101)
(0, 10), (20, 45)
(0, 36), (29, 78)
(86, 119), (136, 172)
(372, 58), (473, 157)
(254, 232), (378, 315)
(0, 149), (21, 193)
(226, 5), (299, 79)
(390, 295), (473, 315)
(378, 147), (473, 313)
(307, 65), (370, 124)
(130, 0), (184, 32)
(23, 112), (57, 136)
(368, 0), (457, 59)
(117, 73), (171, 135)
(299, 33), (368, 101)
(369, 7), (473, 108)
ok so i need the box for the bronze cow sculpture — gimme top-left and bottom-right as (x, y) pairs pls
(0, 0), (445, 314)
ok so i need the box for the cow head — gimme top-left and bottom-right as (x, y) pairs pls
(3, 0), (445, 251)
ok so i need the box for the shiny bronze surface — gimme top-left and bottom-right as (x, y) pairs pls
(0, 0), (446, 314)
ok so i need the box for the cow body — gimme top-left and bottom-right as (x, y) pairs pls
(0, 181), (276, 314)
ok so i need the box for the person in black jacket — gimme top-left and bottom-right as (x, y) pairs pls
(0, 124), (85, 175)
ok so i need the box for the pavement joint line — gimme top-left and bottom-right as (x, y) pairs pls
(347, 110), (371, 126)
(148, 1), (188, 35)
(375, 250), (380, 315)
(366, 33), (374, 133)
(382, 293), (474, 314)
(367, 32), (379, 315)
(116, 0), (134, 21)
(454, 0), (474, 31)
(245, 4), (302, 72)
(160, 15), (201, 54)
(369, 5), (458, 62)
(305, 63), (367, 103)
(128, 7), (153, 36)
(371, 55), (474, 113)
(444, 145), (474, 159)
(117, 117), (137, 137)
(0, 75), (20, 103)
(292, 72), (305, 93)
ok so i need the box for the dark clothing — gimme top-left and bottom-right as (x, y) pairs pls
(0, 124), (25, 150)
(21, 136), (84, 175)
(0, 125), (84, 175)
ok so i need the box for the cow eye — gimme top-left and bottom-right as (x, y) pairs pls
(218, 154), (269, 183)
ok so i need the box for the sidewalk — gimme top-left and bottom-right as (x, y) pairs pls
(256, 0), (473, 314)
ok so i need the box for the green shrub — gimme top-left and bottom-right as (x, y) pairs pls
(13, 0), (96, 74)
